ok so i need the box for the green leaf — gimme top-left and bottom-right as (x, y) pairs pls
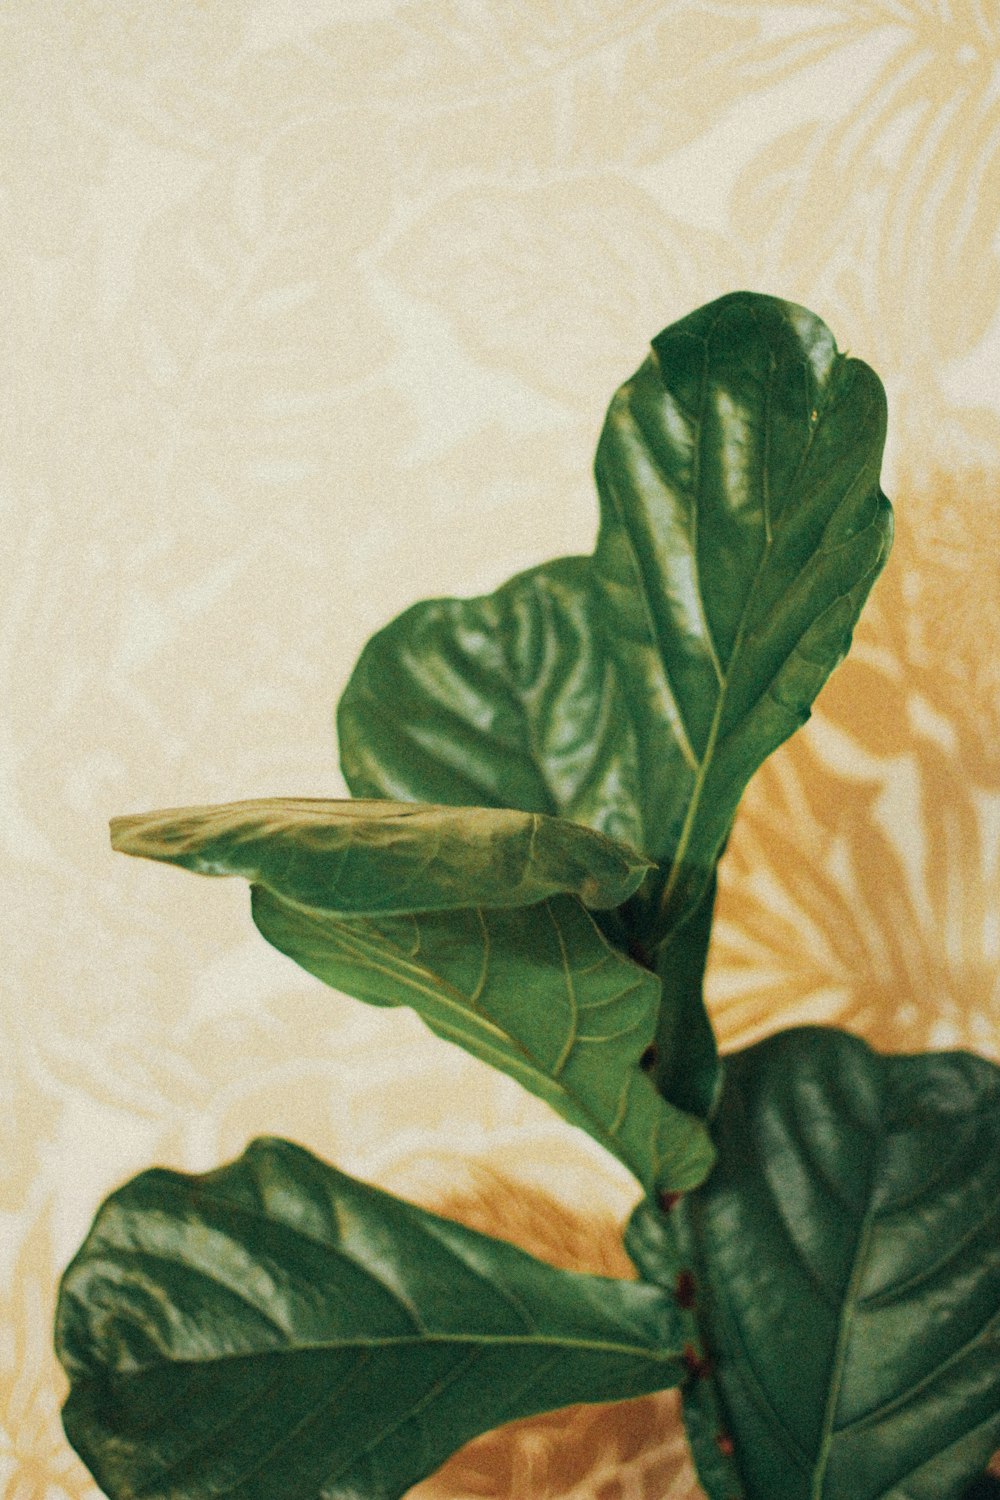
(337, 555), (650, 848)
(57, 1138), (689, 1500)
(337, 292), (892, 940)
(109, 797), (653, 915)
(252, 888), (714, 1194)
(592, 293), (892, 931)
(629, 1027), (1000, 1500)
(110, 797), (712, 1190)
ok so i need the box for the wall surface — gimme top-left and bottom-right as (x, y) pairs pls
(3, 3), (999, 1497)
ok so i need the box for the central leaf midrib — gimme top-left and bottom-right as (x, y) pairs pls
(102, 1329), (683, 1371)
(609, 352), (788, 919)
(656, 499), (776, 918)
(809, 1174), (879, 1499)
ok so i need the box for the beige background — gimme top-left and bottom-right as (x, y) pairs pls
(3, 4), (999, 1497)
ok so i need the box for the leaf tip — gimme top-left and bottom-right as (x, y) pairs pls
(109, 813), (144, 856)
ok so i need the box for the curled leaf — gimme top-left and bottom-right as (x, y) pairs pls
(110, 797), (653, 914)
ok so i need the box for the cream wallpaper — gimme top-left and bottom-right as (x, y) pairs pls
(3, 3), (999, 1497)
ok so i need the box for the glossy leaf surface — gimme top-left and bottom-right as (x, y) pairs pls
(57, 1138), (687, 1500)
(629, 1027), (1000, 1499)
(252, 888), (714, 1193)
(338, 555), (648, 846)
(592, 294), (891, 928)
(338, 292), (892, 938)
(110, 797), (652, 914)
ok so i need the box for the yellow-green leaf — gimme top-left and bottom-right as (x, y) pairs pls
(110, 797), (653, 914)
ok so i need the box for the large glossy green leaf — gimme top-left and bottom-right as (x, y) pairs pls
(252, 888), (714, 1193)
(109, 798), (652, 915)
(592, 295), (891, 931)
(57, 1137), (687, 1500)
(337, 292), (892, 940)
(338, 555), (649, 847)
(627, 1027), (1000, 1500)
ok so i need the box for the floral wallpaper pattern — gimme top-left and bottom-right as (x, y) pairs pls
(2, 3), (998, 1496)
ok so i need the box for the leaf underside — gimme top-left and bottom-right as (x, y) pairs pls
(252, 887), (714, 1194)
(57, 1138), (686, 1500)
(629, 1027), (1000, 1500)
(109, 797), (714, 1192)
(109, 797), (652, 915)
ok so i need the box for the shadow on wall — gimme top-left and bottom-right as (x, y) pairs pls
(709, 473), (1000, 1061)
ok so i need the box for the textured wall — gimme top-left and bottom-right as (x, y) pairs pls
(3, 4), (999, 1497)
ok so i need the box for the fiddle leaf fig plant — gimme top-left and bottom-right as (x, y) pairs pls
(56, 292), (1000, 1500)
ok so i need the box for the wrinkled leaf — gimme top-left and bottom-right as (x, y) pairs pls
(57, 1138), (688, 1500)
(629, 1027), (1000, 1500)
(338, 292), (892, 941)
(110, 800), (712, 1189)
(110, 797), (652, 915)
(252, 888), (714, 1194)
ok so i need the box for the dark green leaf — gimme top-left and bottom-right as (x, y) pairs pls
(109, 797), (652, 915)
(338, 293), (892, 941)
(336, 293), (890, 1127)
(252, 888), (714, 1194)
(57, 1137), (687, 1500)
(593, 294), (892, 931)
(629, 1027), (1000, 1500)
(337, 555), (650, 848)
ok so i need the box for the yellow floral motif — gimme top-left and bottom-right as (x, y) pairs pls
(727, 2), (1000, 467)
